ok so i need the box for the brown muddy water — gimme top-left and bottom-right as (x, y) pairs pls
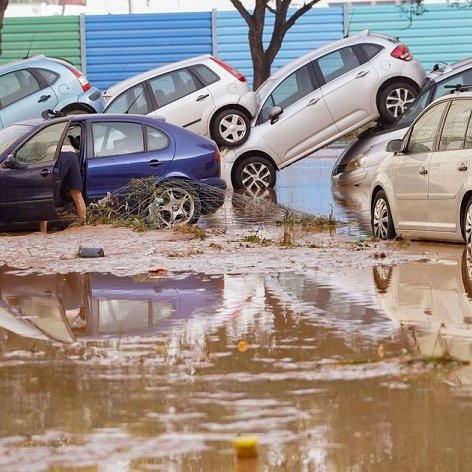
(2, 245), (472, 471)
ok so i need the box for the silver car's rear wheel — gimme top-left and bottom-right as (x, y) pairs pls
(233, 156), (276, 191)
(372, 190), (396, 240)
(147, 184), (201, 227)
(378, 82), (418, 123)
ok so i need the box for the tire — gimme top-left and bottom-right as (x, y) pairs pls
(377, 82), (418, 123)
(371, 190), (396, 240)
(461, 246), (472, 298)
(233, 155), (276, 191)
(462, 196), (472, 244)
(147, 182), (201, 227)
(211, 109), (250, 147)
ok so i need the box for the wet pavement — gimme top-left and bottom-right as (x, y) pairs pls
(2, 243), (472, 470)
(2, 155), (472, 470)
(203, 154), (370, 238)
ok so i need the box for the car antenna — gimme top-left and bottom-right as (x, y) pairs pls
(23, 32), (36, 59)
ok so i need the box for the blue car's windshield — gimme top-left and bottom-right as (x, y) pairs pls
(0, 124), (34, 155)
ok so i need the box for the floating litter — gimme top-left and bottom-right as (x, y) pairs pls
(233, 435), (258, 458)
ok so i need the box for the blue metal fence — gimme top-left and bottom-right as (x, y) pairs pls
(84, 12), (213, 90)
(350, 4), (472, 72)
(216, 7), (345, 86)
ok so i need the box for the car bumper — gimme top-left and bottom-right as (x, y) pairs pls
(332, 170), (368, 186)
(77, 87), (106, 113)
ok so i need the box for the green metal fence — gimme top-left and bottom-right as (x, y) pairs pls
(0, 16), (81, 67)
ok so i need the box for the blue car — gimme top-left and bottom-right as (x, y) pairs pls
(0, 55), (105, 129)
(0, 113), (226, 228)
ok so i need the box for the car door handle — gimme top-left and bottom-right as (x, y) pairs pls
(196, 94), (209, 102)
(40, 168), (51, 177)
(148, 160), (164, 167)
(307, 97), (320, 106)
(458, 163), (468, 171)
(355, 71), (369, 78)
(38, 95), (51, 103)
(419, 167), (428, 175)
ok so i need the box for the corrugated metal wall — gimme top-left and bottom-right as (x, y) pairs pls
(84, 12), (213, 90)
(0, 16), (81, 67)
(2, 5), (472, 91)
(349, 4), (472, 72)
(216, 7), (344, 87)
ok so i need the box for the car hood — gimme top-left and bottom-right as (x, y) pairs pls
(332, 124), (408, 175)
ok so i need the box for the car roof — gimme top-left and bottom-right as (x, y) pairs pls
(428, 55), (472, 80)
(257, 30), (397, 85)
(104, 54), (213, 96)
(0, 54), (56, 73)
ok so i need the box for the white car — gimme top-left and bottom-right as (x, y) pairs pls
(371, 89), (472, 244)
(103, 55), (257, 148)
(221, 30), (426, 191)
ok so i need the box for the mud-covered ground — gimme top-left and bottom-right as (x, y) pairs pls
(0, 223), (432, 276)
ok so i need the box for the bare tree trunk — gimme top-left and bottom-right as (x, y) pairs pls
(229, 0), (320, 89)
(0, 0), (8, 56)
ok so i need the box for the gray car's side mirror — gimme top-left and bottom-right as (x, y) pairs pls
(386, 139), (405, 154)
(1, 154), (18, 169)
(269, 106), (283, 124)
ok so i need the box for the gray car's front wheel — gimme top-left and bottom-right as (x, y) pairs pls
(147, 183), (201, 227)
(372, 190), (396, 240)
(233, 156), (276, 191)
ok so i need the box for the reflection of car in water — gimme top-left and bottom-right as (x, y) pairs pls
(0, 270), (223, 343)
(373, 247), (472, 366)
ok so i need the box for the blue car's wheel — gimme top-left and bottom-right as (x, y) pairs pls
(147, 182), (201, 227)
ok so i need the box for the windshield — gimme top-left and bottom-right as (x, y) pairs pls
(0, 124), (34, 155)
(395, 83), (434, 127)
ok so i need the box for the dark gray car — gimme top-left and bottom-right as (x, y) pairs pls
(332, 56), (472, 186)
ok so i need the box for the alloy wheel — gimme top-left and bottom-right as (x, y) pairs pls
(385, 88), (416, 119)
(373, 197), (390, 239)
(148, 186), (197, 227)
(465, 202), (472, 245)
(241, 161), (272, 191)
(218, 113), (248, 144)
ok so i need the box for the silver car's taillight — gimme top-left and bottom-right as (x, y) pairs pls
(390, 45), (413, 62)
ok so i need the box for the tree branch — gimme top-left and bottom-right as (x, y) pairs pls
(228, 0), (253, 25)
(285, 0), (320, 32)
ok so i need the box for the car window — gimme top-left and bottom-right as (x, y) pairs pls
(0, 69), (41, 108)
(148, 68), (201, 108)
(438, 99), (472, 151)
(407, 101), (448, 154)
(145, 125), (169, 151)
(92, 122), (144, 158)
(317, 47), (361, 83)
(190, 64), (219, 86)
(105, 84), (150, 115)
(433, 69), (472, 99)
(258, 64), (314, 124)
(359, 43), (383, 60)
(15, 122), (68, 165)
(36, 68), (59, 86)
(0, 124), (34, 154)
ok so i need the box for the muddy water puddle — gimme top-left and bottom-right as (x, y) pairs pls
(2, 248), (472, 470)
(202, 156), (369, 238)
